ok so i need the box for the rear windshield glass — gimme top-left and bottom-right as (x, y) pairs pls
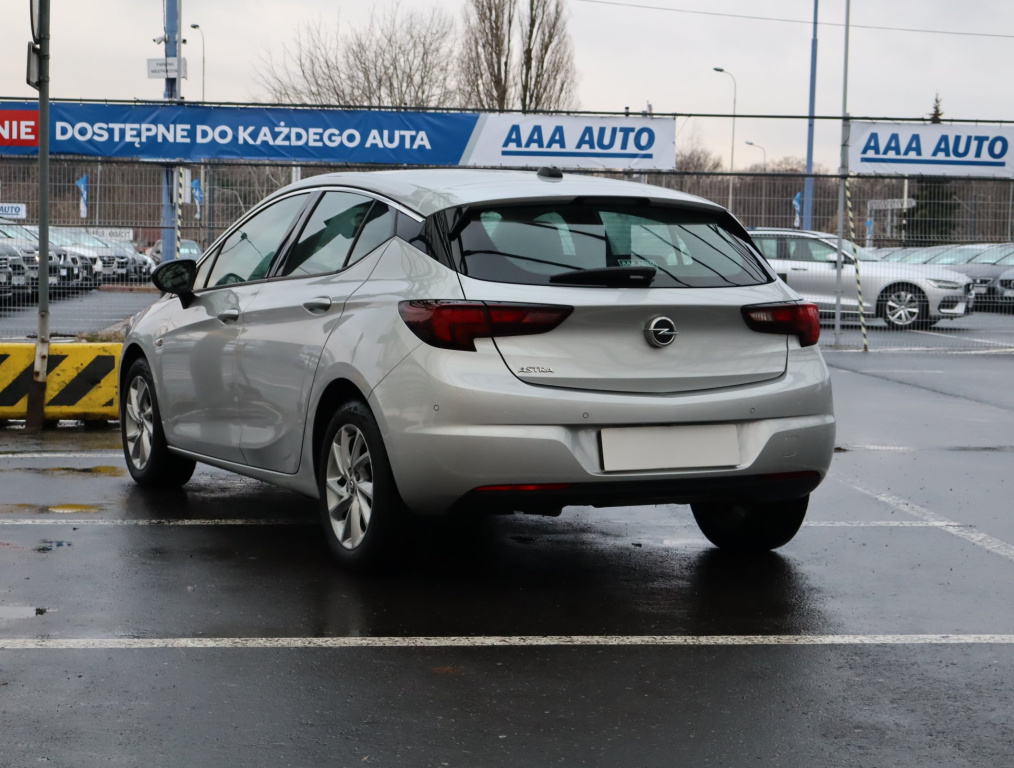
(451, 203), (770, 288)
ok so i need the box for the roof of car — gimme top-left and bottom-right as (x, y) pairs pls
(268, 168), (723, 218)
(750, 228), (840, 239)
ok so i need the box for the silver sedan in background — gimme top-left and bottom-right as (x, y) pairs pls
(122, 170), (835, 569)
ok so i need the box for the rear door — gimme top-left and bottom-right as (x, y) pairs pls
(451, 203), (787, 394)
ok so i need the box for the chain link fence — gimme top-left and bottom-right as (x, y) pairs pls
(2, 157), (1012, 350)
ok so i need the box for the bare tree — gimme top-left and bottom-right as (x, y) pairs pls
(258, 4), (459, 108)
(460, 0), (578, 111)
(459, 0), (515, 110)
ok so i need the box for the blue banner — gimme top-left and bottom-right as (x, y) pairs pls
(0, 101), (479, 165)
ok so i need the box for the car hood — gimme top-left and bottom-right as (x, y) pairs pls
(859, 261), (970, 284)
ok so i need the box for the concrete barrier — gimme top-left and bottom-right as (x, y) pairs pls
(0, 343), (121, 420)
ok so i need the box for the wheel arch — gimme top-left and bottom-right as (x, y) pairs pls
(311, 377), (371, 484)
(875, 281), (926, 318)
(119, 343), (148, 406)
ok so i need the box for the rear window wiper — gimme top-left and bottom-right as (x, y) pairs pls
(548, 266), (656, 287)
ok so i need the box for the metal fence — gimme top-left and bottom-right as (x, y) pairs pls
(2, 157), (1013, 351)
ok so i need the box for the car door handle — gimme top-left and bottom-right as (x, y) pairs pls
(218, 309), (240, 323)
(790, 267), (808, 271)
(303, 297), (332, 314)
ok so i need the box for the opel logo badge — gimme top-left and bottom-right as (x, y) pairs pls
(644, 316), (677, 348)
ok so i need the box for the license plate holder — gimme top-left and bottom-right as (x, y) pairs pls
(600, 424), (740, 472)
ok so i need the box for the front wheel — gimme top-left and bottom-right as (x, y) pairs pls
(318, 400), (405, 571)
(880, 285), (930, 330)
(120, 358), (196, 487)
(691, 496), (809, 552)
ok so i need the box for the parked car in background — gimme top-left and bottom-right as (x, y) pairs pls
(0, 244), (15, 304)
(122, 169), (835, 568)
(750, 228), (973, 329)
(991, 266), (1014, 312)
(147, 238), (203, 264)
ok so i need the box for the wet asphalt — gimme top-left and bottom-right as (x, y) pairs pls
(1, 350), (1013, 767)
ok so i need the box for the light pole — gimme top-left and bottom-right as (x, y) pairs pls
(190, 24), (206, 102)
(746, 141), (767, 226)
(713, 67), (737, 210)
(190, 23), (207, 245)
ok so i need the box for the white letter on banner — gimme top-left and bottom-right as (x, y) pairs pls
(413, 132), (431, 150)
(74, 123), (93, 141)
(177, 125), (191, 143)
(256, 127), (273, 145)
(142, 124), (158, 142)
(365, 130), (383, 148)
(323, 129), (341, 147)
(214, 126), (233, 144)
(92, 124), (109, 142)
(342, 129), (361, 148)
(237, 126), (253, 144)
(197, 125), (213, 144)
(157, 125), (174, 143)
(124, 124), (140, 146)
(290, 127), (307, 146)
(56, 122), (72, 140)
(308, 128), (322, 147)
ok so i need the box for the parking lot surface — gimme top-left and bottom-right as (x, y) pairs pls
(1, 350), (1013, 767)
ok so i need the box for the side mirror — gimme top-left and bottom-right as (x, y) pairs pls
(151, 258), (198, 308)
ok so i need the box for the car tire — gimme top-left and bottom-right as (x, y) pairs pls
(879, 284), (930, 330)
(318, 400), (406, 571)
(691, 496), (809, 552)
(121, 358), (196, 487)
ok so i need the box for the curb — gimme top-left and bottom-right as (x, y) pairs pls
(0, 343), (121, 420)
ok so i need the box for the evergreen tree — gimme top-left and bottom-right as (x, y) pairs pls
(903, 95), (957, 246)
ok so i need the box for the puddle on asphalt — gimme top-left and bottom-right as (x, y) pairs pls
(945, 446), (1014, 453)
(0, 503), (103, 515)
(0, 466), (126, 478)
(0, 606), (46, 620)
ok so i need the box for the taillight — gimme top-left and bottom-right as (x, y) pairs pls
(741, 302), (820, 347)
(398, 300), (573, 351)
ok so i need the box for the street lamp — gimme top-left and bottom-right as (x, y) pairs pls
(746, 141), (767, 226)
(189, 23), (206, 101)
(713, 67), (737, 210)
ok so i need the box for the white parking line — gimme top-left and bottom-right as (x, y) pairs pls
(0, 519), (310, 526)
(1, 634), (1013, 650)
(912, 330), (1014, 347)
(0, 452), (122, 459)
(0, 519), (961, 528)
(835, 476), (1014, 563)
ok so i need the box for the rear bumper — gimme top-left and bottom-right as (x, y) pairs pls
(370, 342), (835, 515)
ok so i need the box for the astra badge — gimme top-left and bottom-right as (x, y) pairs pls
(644, 316), (677, 348)
(518, 366), (554, 374)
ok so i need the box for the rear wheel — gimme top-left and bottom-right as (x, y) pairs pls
(691, 496), (809, 552)
(121, 358), (196, 487)
(880, 284), (930, 330)
(318, 400), (405, 571)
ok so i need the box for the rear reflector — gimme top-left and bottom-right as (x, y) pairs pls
(474, 483), (572, 492)
(399, 300), (572, 351)
(741, 302), (820, 347)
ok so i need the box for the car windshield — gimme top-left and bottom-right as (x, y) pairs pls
(929, 246), (992, 265)
(0, 223), (38, 241)
(970, 246), (1014, 264)
(453, 203), (770, 288)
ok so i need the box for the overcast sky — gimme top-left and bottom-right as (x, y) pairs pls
(2, 0), (1012, 169)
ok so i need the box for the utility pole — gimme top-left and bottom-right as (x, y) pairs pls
(25, 0), (51, 433)
(833, 0), (851, 347)
(160, 0), (182, 262)
(803, 0), (818, 231)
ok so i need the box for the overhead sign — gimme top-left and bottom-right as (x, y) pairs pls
(0, 101), (675, 171)
(0, 203), (28, 219)
(147, 58), (188, 79)
(851, 122), (1014, 178)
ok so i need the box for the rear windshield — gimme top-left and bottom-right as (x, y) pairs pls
(451, 203), (770, 288)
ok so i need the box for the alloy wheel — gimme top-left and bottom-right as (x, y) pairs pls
(124, 376), (154, 470)
(325, 425), (374, 550)
(885, 290), (922, 327)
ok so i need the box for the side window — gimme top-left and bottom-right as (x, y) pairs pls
(753, 237), (779, 261)
(347, 203), (396, 267)
(281, 192), (374, 277)
(787, 239), (816, 262)
(808, 241), (839, 264)
(205, 193), (309, 288)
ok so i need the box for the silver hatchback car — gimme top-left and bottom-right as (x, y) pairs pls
(121, 169), (835, 568)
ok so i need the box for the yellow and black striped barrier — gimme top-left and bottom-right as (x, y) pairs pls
(0, 343), (121, 420)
